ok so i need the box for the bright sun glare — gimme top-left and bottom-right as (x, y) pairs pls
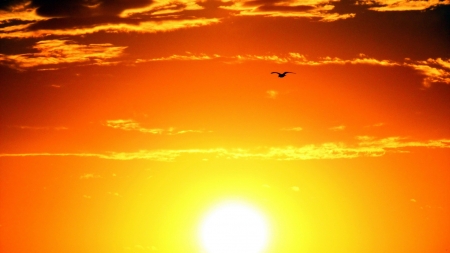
(199, 201), (270, 253)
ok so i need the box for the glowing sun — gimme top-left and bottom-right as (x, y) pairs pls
(199, 201), (270, 253)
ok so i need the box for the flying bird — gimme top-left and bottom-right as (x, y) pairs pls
(271, 72), (295, 78)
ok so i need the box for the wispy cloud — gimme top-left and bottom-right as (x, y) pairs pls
(120, 0), (204, 18)
(356, 136), (450, 150)
(266, 90), (278, 99)
(0, 3), (45, 23)
(2, 137), (449, 161)
(221, 0), (356, 21)
(80, 173), (101, 179)
(105, 119), (164, 134)
(0, 17), (220, 39)
(3, 43), (449, 87)
(281, 127), (303, 131)
(139, 52), (449, 87)
(329, 125), (346, 131)
(8, 125), (68, 131)
(0, 39), (126, 70)
(136, 52), (220, 63)
(365, 122), (385, 128)
(368, 0), (450, 11)
(104, 119), (207, 135)
(404, 58), (450, 87)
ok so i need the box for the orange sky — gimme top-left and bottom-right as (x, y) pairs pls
(1, 1), (450, 253)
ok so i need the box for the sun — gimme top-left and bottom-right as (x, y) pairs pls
(199, 201), (270, 253)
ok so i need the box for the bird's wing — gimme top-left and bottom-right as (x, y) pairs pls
(283, 72), (295, 74)
(271, 72), (281, 74)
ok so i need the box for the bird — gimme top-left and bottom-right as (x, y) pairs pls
(271, 72), (295, 78)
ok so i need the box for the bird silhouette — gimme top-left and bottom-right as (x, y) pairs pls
(271, 72), (295, 78)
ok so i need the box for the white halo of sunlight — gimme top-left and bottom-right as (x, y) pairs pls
(199, 201), (270, 253)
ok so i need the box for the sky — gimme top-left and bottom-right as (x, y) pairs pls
(1, 0), (450, 253)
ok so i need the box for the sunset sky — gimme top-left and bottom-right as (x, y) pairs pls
(1, 0), (450, 253)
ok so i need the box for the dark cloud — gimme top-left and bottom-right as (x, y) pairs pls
(242, 0), (280, 7)
(29, 0), (153, 17)
(0, 18), (33, 28)
(26, 16), (140, 30)
(256, 5), (315, 12)
(0, 0), (29, 11)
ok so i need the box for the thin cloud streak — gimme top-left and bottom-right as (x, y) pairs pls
(281, 127), (303, 131)
(1, 137), (449, 161)
(104, 119), (207, 135)
(138, 52), (450, 87)
(368, 0), (450, 11)
(3, 49), (448, 87)
(8, 125), (69, 130)
(329, 125), (346, 131)
(221, 0), (356, 21)
(120, 0), (204, 17)
(0, 18), (220, 38)
(0, 39), (126, 70)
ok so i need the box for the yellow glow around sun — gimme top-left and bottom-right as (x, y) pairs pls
(199, 201), (270, 253)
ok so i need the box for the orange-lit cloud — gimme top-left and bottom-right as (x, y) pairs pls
(105, 119), (207, 135)
(80, 173), (101, 179)
(136, 52), (221, 63)
(280, 127), (303, 131)
(357, 136), (450, 150)
(221, 0), (356, 21)
(0, 39), (126, 70)
(367, 0), (450, 11)
(0, 18), (220, 38)
(329, 125), (346, 131)
(120, 0), (204, 17)
(2, 136), (449, 161)
(2, 46), (449, 87)
(266, 90), (278, 99)
(138, 52), (450, 86)
(365, 122), (385, 128)
(404, 58), (450, 87)
(0, 2), (45, 22)
(8, 125), (69, 130)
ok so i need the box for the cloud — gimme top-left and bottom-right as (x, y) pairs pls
(329, 125), (346, 131)
(281, 127), (303, 131)
(0, 0), (220, 38)
(104, 119), (207, 135)
(80, 173), (101, 179)
(2, 136), (449, 161)
(404, 58), (450, 87)
(0, 16), (220, 38)
(0, 2), (45, 23)
(0, 39), (126, 70)
(221, 0), (356, 21)
(368, 0), (450, 11)
(291, 186), (300, 191)
(108, 191), (121, 197)
(365, 122), (385, 128)
(3, 47), (448, 87)
(8, 125), (68, 130)
(120, 0), (204, 17)
(357, 136), (450, 150)
(136, 52), (220, 63)
(105, 119), (164, 134)
(141, 52), (449, 87)
(266, 90), (278, 99)
(26, 0), (153, 18)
